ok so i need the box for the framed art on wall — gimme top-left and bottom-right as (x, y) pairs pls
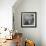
(21, 12), (37, 28)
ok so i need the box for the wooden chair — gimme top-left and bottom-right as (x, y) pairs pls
(25, 40), (35, 46)
(14, 33), (23, 46)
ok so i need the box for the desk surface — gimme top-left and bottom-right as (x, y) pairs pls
(0, 39), (16, 46)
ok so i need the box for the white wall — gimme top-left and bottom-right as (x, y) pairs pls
(41, 0), (46, 46)
(0, 0), (16, 30)
(13, 0), (41, 46)
(13, 0), (46, 46)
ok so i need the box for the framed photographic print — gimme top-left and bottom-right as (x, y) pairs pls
(21, 12), (37, 28)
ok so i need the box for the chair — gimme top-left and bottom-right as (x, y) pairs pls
(25, 40), (35, 46)
(15, 33), (23, 46)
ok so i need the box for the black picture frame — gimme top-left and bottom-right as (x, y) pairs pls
(21, 12), (37, 28)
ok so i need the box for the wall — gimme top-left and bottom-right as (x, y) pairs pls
(41, 0), (46, 46)
(13, 0), (42, 46)
(0, 0), (16, 30)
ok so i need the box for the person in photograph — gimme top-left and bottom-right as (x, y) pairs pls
(24, 15), (34, 25)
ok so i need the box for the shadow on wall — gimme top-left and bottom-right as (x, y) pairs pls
(23, 33), (41, 46)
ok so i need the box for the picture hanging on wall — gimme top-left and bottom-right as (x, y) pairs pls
(21, 12), (37, 28)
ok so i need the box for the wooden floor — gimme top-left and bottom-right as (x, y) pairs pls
(0, 39), (16, 46)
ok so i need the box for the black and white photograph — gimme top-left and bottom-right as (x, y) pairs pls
(21, 12), (37, 28)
